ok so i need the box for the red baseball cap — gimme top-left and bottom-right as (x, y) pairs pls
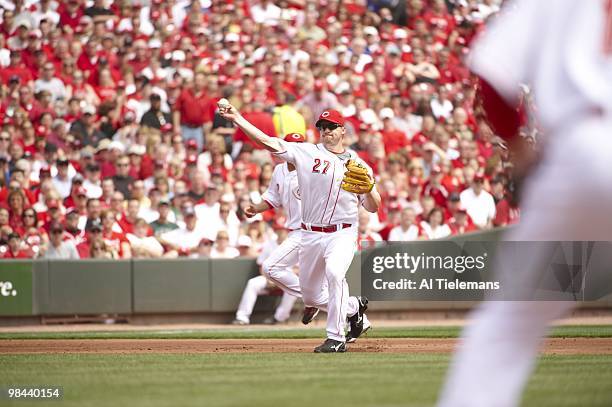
(315, 109), (345, 128)
(186, 139), (198, 149)
(283, 133), (305, 143)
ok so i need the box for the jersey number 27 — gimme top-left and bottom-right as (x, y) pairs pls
(312, 158), (331, 174)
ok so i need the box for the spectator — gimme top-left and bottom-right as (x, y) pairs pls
(379, 108), (410, 155)
(296, 79), (339, 121)
(236, 235), (255, 257)
(210, 230), (239, 259)
(140, 93), (171, 130)
(126, 218), (164, 258)
(41, 223), (79, 259)
(172, 72), (213, 151)
(101, 210), (131, 259)
(158, 205), (208, 257)
(63, 209), (83, 242)
(116, 199), (140, 234)
(20, 207), (46, 249)
(149, 199), (178, 236)
(89, 240), (114, 259)
(459, 174), (496, 229)
(357, 209), (383, 250)
(389, 207), (423, 241)
(2, 232), (30, 258)
(7, 189), (28, 233)
(76, 220), (105, 258)
(192, 238), (213, 258)
(111, 155), (134, 200)
(69, 105), (105, 147)
(421, 207), (452, 240)
(83, 198), (102, 231)
(51, 158), (73, 198)
(82, 163), (102, 199)
(34, 62), (66, 102)
(493, 182), (521, 227)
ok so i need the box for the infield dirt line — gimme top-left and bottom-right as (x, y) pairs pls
(1, 338), (611, 355)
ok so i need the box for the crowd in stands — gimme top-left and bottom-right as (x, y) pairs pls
(0, 0), (521, 260)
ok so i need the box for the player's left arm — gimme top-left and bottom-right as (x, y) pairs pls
(361, 187), (381, 213)
(350, 158), (381, 213)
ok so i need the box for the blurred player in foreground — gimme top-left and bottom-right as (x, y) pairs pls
(439, 1), (612, 406)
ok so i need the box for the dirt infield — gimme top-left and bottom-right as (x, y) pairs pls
(1, 338), (611, 355)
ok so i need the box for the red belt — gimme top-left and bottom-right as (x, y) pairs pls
(301, 223), (352, 233)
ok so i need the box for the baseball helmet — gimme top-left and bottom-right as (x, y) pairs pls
(315, 109), (345, 128)
(283, 133), (306, 143)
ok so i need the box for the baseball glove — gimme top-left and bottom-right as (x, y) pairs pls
(341, 159), (374, 194)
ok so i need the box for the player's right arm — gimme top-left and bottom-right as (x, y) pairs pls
(245, 201), (272, 218)
(218, 101), (284, 153)
(246, 164), (283, 216)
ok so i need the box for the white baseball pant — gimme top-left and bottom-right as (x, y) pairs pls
(261, 230), (303, 299)
(262, 230), (331, 312)
(299, 226), (360, 342)
(235, 275), (298, 324)
(438, 118), (612, 407)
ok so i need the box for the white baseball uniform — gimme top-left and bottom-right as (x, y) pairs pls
(259, 163), (303, 299)
(274, 141), (376, 342)
(439, 1), (612, 406)
(234, 236), (298, 324)
(235, 162), (302, 324)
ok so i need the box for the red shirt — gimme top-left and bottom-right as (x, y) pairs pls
(0, 66), (33, 85)
(494, 199), (521, 227)
(103, 230), (129, 258)
(174, 88), (213, 127)
(59, 7), (84, 29)
(381, 129), (409, 155)
(234, 111), (277, 147)
(421, 181), (449, 208)
(116, 215), (135, 234)
(2, 248), (31, 258)
(449, 218), (478, 235)
(76, 240), (91, 258)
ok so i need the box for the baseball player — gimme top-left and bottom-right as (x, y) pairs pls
(220, 102), (381, 353)
(438, 1), (612, 406)
(240, 132), (314, 324)
(233, 226), (298, 325)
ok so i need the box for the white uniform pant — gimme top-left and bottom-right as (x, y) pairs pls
(261, 230), (332, 313)
(261, 230), (303, 299)
(438, 118), (612, 407)
(299, 227), (360, 342)
(235, 276), (298, 324)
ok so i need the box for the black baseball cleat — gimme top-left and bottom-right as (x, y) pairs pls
(346, 317), (371, 343)
(262, 316), (280, 325)
(347, 296), (368, 340)
(302, 307), (320, 325)
(314, 338), (346, 353)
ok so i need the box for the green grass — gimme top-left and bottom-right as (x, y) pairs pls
(1, 353), (611, 407)
(1, 325), (611, 340)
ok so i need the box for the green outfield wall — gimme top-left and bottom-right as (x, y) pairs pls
(1, 228), (611, 319)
